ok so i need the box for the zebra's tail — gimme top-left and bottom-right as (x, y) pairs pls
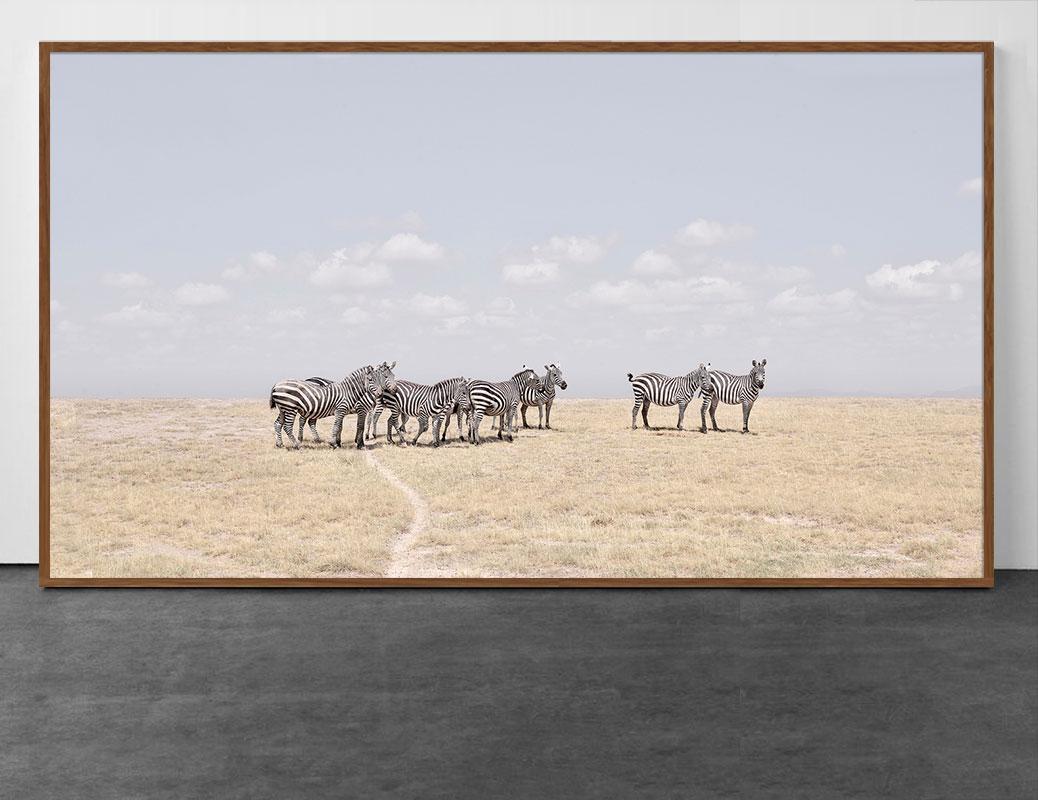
(627, 372), (634, 382)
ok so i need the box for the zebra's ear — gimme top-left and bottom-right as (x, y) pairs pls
(752, 359), (758, 368)
(761, 358), (767, 366)
(390, 361), (396, 370)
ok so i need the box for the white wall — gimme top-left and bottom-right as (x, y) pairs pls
(1, 0), (1035, 568)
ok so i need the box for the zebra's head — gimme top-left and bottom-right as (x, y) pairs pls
(692, 362), (711, 389)
(544, 363), (567, 391)
(367, 361), (397, 397)
(750, 358), (767, 389)
(514, 367), (543, 392)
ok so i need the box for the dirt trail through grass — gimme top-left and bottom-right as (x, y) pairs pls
(362, 448), (445, 577)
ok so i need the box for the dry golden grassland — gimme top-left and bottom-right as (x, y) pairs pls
(50, 397), (983, 579)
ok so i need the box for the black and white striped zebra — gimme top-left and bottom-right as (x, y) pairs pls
(628, 364), (711, 431)
(466, 369), (543, 445)
(270, 361), (397, 450)
(700, 359), (767, 433)
(376, 379), (433, 445)
(520, 364), (568, 430)
(296, 376), (334, 443)
(391, 376), (472, 446)
(432, 378), (471, 445)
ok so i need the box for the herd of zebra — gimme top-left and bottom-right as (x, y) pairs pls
(268, 358), (767, 450)
(269, 363), (568, 449)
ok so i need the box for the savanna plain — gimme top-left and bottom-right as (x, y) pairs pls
(50, 397), (983, 579)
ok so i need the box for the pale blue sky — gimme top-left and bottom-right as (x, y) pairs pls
(51, 51), (983, 397)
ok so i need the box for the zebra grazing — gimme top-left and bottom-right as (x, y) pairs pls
(270, 361), (397, 450)
(520, 364), (568, 430)
(466, 369), (543, 445)
(700, 358), (767, 434)
(297, 376), (334, 443)
(628, 364), (711, 431)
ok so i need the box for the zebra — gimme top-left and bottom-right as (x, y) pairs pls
(520, 364), (568, 430)
(385, 376), (471, 446)
(375, 379), (433, 445)
(700, 358), (767, 434)
(270, 361), (397, 450)
(628, 364), (711, 431)
(466, 369), (543, 445)
(296, 376), (334, 443)
(432, 378), (471, 445)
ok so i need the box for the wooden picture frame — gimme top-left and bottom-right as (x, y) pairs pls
(39, 41), (994, 587)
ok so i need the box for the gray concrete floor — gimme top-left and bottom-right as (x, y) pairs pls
(1, 567), (1035, 799)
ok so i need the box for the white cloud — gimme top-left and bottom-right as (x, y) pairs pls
(487, 296), (516, 314)
(767, 286), (858, 316)
(474, 296), (518, 328)
(830, 244), (847, 257)
(502, 261), (559, 285)
(569, 275), (745, 313)
(675, 218), (754, 247)
(763, 265), (812, 283)
(435, 315), (471, 335)
(644, 326), (673, 342)
(533, 234), (612, 264)
(957, 177), (982, 196)
(631, 249), (679, 276)
(865, 254), (977, 301)
(341, 307), (371, 325)
(376, 232), (445, 262)
(407, 293), (467, 317)
(701, 323), (727, 338)
(222, 251), (280, 280)
(100, 303), (174, 327)
(174, 282), (229, 306)
(102, 271), (151, 289)
(267, 307), (306, 323)
(310, 248), (390, 288)
(941, 251), (982, 282)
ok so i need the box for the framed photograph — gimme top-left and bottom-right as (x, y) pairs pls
(40, 42), (993, 587)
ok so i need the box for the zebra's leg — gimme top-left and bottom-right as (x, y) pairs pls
(355, 410), (367, 449)
(544, 398), (553, 429)
(742, 400), (753, 433)
(283, 411), (300, 450)
(709, 396), (721, 432)
(700, 398), (709, 433)
(521, 404), (530, 429)
(642, 401), (651, 429)
(431, 414), (443, 447)
(308, 419), (322, 444)
(471, 410), (484, 445)
(369, 407), (382, 441)
(330, 410), (344, 449)
(274, 411), (285, 448)
(676, 400), (687, 431)
(631, 397), (640, 430)
(412, 414), (429, 446)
